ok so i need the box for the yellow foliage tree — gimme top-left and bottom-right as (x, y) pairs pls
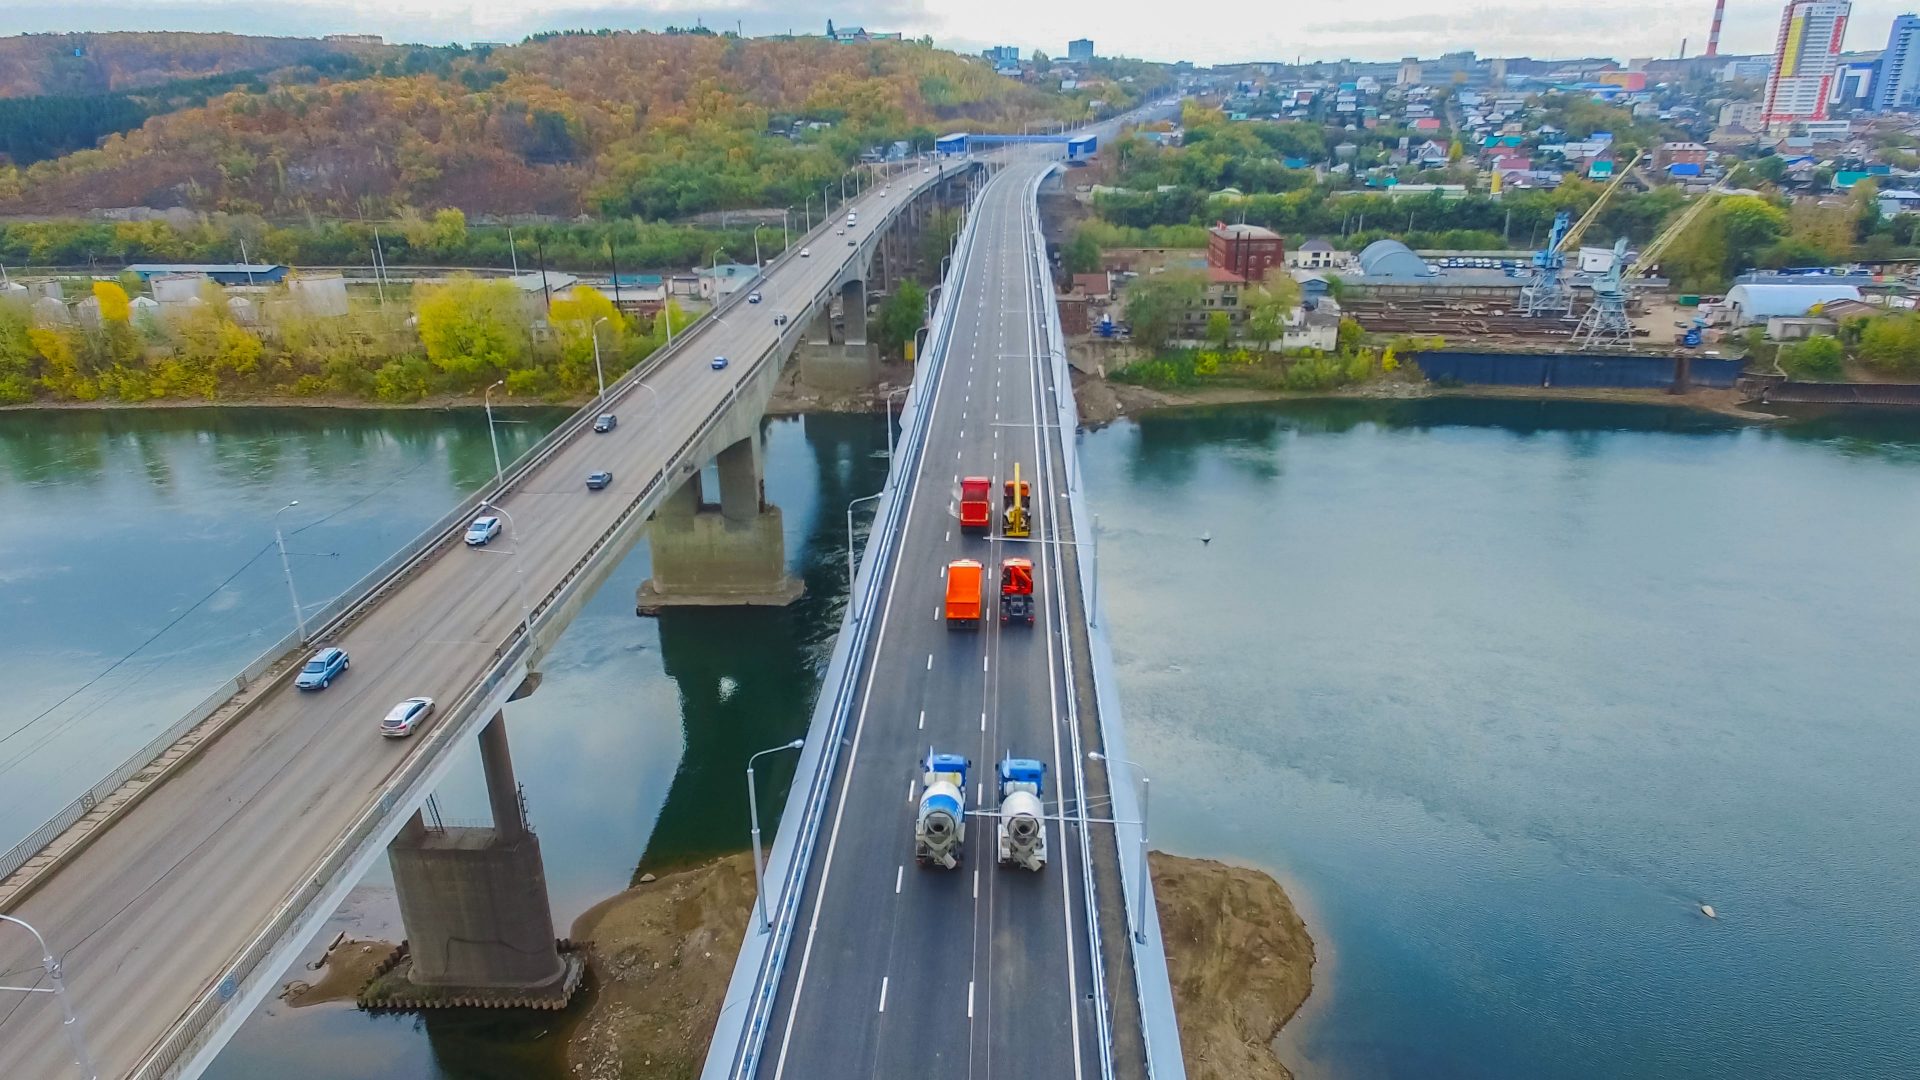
(414, 276), (529, 386)
(92, 280), (132, 323)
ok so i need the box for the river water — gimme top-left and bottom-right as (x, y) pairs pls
(4, 399), (1918, 1078)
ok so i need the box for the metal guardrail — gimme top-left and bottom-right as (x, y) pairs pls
(720, 164), (989, 1080)
(0, 161), (959, 897)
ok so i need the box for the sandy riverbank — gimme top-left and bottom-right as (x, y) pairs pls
(551, 849), (1315, 1079)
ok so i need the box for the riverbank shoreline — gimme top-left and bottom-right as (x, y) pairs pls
(550, 849), (1315, 1079)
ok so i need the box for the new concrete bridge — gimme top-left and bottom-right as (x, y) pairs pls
(701, 150), (1182, 1080)
(0, 103), (1179, 1080)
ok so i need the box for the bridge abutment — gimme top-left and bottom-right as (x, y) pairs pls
(380, 712), (580, 1005)
(637, 432), (804, 612)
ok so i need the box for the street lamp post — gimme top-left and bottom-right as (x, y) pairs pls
(884, 387), (909, 470)
(782, 208), (791, 249)
(1089, 751), (1150, 944)
(846, 492), (883, 589)
(590, 316), (611, 404)
(480, 502), (532, 641)
(484, 379), (506, 487)
(1090, 513), (1101, 627)
(0, 915), (97, 1080)
(273, 500), (307, 643)
(804, 194), (815, 232)
(753, 225), (766, 269)
(746, 739), (806, 933)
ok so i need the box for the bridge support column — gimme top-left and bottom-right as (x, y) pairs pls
(637, 432), (803, 612)
(381, 712), (579, 1005)
(796, 278), (879, 390)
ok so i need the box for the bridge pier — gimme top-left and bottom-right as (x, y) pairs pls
(797, 277), (879, 390)
(637, 431), (804, 612)
(381, 712), (578, 1003)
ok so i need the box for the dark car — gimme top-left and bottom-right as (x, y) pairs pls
(593, 413), (617, 433)
(586, 470), (613, 490)
(774, 314), (789, 326)
(711, 356), (729, 371)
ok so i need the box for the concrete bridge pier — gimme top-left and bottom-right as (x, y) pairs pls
(637, 431), (804, 612)
(382, 711), (576, 1003)
(798, 277), (879, 390)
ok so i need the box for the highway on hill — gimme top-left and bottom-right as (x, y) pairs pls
(754, 158), (1104, 1078)
(0, 166), (941, 1080)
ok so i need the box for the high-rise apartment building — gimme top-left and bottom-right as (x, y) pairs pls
(1068, 38), (1094, 62)
(1876, 14), (1920, 111)
(1761, 0), (1852, 129)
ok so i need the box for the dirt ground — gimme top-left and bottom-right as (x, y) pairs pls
(557, 850), (1315, 1080)
(279, 937), (396, 1007)
(565, 852), (758, 1080)
(1153, 853), (1317, 1080)
(761, 356), (912, 416)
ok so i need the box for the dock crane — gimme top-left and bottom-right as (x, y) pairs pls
(1521, 150), (1644, 318)
(1573, 185), (1728, 348)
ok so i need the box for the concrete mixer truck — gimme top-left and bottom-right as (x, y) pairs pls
(915, 750), (971, 869)
(995, 756), (1048, 871)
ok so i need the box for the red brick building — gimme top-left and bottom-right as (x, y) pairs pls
(1207, 223), (1285, 283)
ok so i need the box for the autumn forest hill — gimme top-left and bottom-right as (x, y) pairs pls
(0, 31), (1171, 240)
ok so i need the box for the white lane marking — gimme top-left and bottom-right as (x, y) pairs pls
(983, 655), (990, 671)
(927, 653), (933, 670)
(896, 866), (904, 894)
(968, 980), (975, 1019)
(980, 710), (987, 731)
(907, 779), (916, 805)
(973, 868), (980, 898)
(918, 709), (927, 730)
(945, 529), (951, 542)
(879, 976), (889, 1013)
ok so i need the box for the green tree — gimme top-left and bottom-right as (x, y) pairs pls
(1245, 287), (1288, 353)
(1063, 227), (1102, 276)
(1779, 334), (1844, 379)
(872, 281), (927, 359)
(1856, 311), (1920, 374)
(414, 276), (529, 386)
(1123, 271), (1204, 353)
(0, 302), (37, 403)
(1205, 310), (1232, 350)
(1336, 316), (1366, 357)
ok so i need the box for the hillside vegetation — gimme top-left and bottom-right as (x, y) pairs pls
(0, 32), (1124, 219)
(0, 32), (386, 98)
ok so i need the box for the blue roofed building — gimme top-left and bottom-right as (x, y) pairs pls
(125, 263), (288, 285)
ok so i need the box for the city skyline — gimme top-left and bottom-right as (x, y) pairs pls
(2, 0), (1919, 67)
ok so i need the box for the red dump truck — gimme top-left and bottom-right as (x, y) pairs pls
(959, 476), (992, 535)
(1000, 557), (1034, 626)
(945, 559), (983, 630)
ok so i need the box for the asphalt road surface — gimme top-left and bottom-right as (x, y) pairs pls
(0, 164), (947, 1080)
(755, 159), (1103, 1080)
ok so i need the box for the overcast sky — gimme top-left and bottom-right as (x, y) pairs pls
(2, 0), (1912, 65)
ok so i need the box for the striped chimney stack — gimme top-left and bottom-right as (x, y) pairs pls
(1707, 0), (1726, 55)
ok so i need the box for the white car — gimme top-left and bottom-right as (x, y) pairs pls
(464, 515), (501, 546)
(800, 248), (810, 258)
(380, 697), (435, 738)
(748, 291), (762, 304)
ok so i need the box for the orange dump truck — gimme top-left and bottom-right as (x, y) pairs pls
(959, 476), (993, 535)
(945, 559), (983, 630)
(1000, 558), (1034, 626)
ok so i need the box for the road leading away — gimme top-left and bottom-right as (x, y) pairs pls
(754, 159), (1104, 1079)
(0, 166), (944, 1080)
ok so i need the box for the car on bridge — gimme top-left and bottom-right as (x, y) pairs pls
(800, 248), (811, 258)
(774, 314), (789, 326)
(379, 697), (435, 738)
(711, 356), (729, 370)
(464, 515), (502, 546)
(748, 292), (762, 304)
(593, 413), (617, 432)
(295, 647), (349, 690)
(586, 470), (613, 490)
(847, 238), (856, 246)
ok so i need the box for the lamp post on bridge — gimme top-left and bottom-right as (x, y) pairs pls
(804, 194), (815, 233)
(590, 316), (611, 405)
(846, 492), (884, 592)
(0, 915), (97, 1080)
(746, 739), (806, 934)
(272, 500), (308, 643)
(484, 379), (507, 487)
(478, 502), (532, 642)
(1088, 751), (1150, 944)
(884, 387), (909, 472)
